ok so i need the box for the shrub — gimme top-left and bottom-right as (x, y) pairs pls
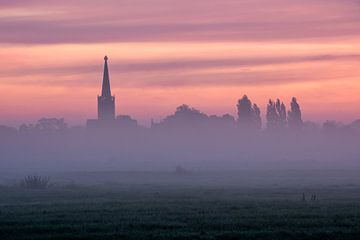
(20, 176), (50, 189)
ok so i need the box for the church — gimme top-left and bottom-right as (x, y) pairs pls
(86, 56), (137, 130)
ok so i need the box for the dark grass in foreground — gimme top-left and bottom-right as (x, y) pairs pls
(1, 184), (360, 240)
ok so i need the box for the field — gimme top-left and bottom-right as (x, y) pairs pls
(1, 170), (360, 240)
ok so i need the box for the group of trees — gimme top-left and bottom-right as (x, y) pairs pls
(16, 98), (301, 134)
(19, 118), (68, 134)
(1, 95), (359, 136)
(237, 95), (261, 131)
(237, 95), (303, 131)
(153, 104), (235, 130)
(152, 96), (303, 132)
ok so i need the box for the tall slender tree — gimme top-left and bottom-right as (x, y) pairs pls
(267, 99), (287, 130)
(237, 95), (262, 131)
(237, 95), (253, 127)
(288, 97), (303, 130)
(252, 104), (262, 130)
(266, 100), (278, 129)
(276, 99), (287, 128)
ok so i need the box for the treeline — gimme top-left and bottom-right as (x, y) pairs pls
(236, 96), (302, 131)
(152, 95), (359, 135)
(0, 95), (359, 136)
(0, 96), (359, 172)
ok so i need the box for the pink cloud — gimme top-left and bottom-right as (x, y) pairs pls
(0, 0), (359, 44)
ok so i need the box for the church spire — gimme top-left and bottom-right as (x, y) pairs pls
(101, 55), (111, 97)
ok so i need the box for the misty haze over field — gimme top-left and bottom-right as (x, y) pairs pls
(0, 103), (359, 173)
(1, 55), (359, 175)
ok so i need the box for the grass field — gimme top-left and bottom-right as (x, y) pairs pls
(1, 171), (360, 240)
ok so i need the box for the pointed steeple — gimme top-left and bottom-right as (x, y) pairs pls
(101, 55), (111, 97)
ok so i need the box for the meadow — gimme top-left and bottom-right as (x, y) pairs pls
(0, 170), (360, 240)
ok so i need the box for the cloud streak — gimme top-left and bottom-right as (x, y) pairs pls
(2, 53), (360, 75)
(0, 0), (359, 44)
(1, 54), (359, 88)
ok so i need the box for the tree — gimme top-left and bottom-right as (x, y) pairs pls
(171, 104), (208, 122)
(237, 95), (253, 127)
(276, 99), (287, 128)
(19, 118), (68, 135)
(252, 104), (262, 130)
(266, 99), (287, 130)
(266, 100), (278, 129)
(288, 97), (303, 130)
(36, 118), (67, 133)
(237, 95), (262, 131)
(158, 104), (208, 129)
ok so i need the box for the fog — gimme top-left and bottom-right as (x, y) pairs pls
(0, 103), (359, 177)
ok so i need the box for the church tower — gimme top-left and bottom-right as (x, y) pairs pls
(98, 56), (115, 121)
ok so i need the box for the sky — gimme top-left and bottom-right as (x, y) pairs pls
(0, 0), (360, 126)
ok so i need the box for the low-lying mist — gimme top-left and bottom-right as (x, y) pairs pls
(0, 97), (359, 174)
(0, 120), (359, 173)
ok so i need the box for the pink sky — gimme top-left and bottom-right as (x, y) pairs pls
(0, 0), (360, 126)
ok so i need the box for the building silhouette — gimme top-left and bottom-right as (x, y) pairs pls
(98, 56), (115, 121)
(87, 56), (137, 130)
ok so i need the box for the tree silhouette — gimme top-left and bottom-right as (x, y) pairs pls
(158, 104), (208, 129)
(276, 99), (287, 128)
(36, 118), (67, 133)
(267, 99), (287, 130)
(19, 118), (67, 134)
(288, 97), (303, 130)
(266, 100), (278, 130)
(237, 95), (262, 131)
(168, 104), (208, 122)
(252, 104), (262, 130)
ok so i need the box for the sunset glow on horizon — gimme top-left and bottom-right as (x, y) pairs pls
(1, 0), (360, 126)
